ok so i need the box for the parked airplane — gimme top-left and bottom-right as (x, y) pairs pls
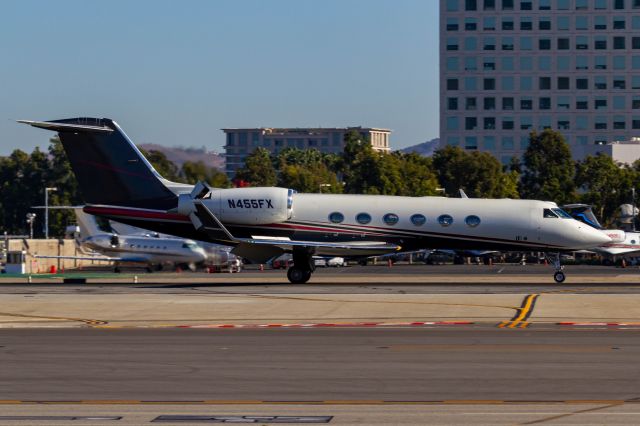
(564, 204), (640, 262)
(35, 207), (207, 272)
(19, 118), (611, 283)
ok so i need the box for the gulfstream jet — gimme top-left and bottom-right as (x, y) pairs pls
(19, 118), (611, 283)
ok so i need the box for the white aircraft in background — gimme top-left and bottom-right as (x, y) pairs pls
(108, 218), (242, 271)
(35, 208), (207, 272)
(564, 204), (640, 263)
(20, 117), (612, 283)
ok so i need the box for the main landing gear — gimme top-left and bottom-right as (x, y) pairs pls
(546, 252), (566, 283)
(286, 248), (315, 284)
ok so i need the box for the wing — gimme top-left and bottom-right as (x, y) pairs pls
(192, 202), (401, 263)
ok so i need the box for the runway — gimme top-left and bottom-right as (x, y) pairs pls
(2, 266), (640, 424)
(1, 327), (640, 402)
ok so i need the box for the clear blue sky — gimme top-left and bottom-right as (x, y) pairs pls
(0, 0), (439, 156)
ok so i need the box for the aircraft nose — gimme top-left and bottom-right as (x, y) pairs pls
(582, 226), (612, 247)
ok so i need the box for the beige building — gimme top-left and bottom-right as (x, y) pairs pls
(223, 127), (391, 178)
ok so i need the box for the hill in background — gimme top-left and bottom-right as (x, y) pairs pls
(398, 138), (440, 157)
(139, 144), (225, 170)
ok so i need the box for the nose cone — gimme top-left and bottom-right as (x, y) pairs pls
(581, 226), (612, 248)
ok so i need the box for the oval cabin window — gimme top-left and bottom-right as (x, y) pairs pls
(438, 214), (454, 227)
(383, 213), (399, 226)
(465, 215), (481, 227)
(410, 214), (426, 226)
(356, 212), (372, 224)
(329, 212), (344, 224)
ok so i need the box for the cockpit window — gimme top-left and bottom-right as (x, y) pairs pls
(552, 208), (573, 219)
(543, 208), (558, 218)
(182, 242), (198, 249)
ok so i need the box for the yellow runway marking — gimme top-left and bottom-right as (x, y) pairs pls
(498, 294), (539, 328)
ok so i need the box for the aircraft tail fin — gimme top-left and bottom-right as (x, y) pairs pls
(74, 208), (103, 239)
(18, 118), (186, 210)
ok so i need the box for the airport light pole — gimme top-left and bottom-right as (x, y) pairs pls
(44, 187), (57, 239)
(26, 213), (36, 239)
(319, 183), (331, 193)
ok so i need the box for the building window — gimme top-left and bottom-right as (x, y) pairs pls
(614, 117), (626, 129)
(484, 97), (496, 110)
(520, 97), (533, 110)
(594, 16), (607, 30)
(502, 0), (514, 10)
(520, 18), (532, 30)
(539, 77), (551, 90)
(576, 17), (588, 30)
(539, 97), (551, 109)
(465, 137), (478, 150)
(614, 77), (626, 89)
(615, 0), (626, 10)
(576, 116), (588, 129)
(520, 56), (533, 70)
(502, 117), (514, 130)
(447, 79), (458, 90)
(595, 0), (607, 8)
(557, 16), (570, 30)
(502, 19), (514, 30)
(520, 37), (532, 50)
(613, 96), (626, 109)
(447, 98), (458, 110)
(446, 57), (459, 71)
(557, 56), (570, 71)
(557, 38), (570, 50)
(520, 76), (533, 90)
(465, 77), (477, 90)
(502, 37), (514, 50)
(465, 0), (477, 10)
(634, 118), (640, 129)
(576, 0), (588, 10)
(446, 38), (459, 51)
(501, 76), (514, 91)
(576, 36), (588, 49)
(502, 97), (514, 110)
(485, 135), (496, 148)
(483, 59), (496, 71)
(595, 98), (607, 109)
(483, 17), (496, 30)
(576, 57), (588, 70)
(595, 57), (607, 70)
(539, 38), (551, 50)
(465, 117), (478, 130)
(614, 17), (626, 29)
(465, 18), (477, 30)
(557, 0), (570, 9)
(501, 57), (514, 70)
(520, 116), (533, 130)
(464, 57), (477, 70)
(484, 78), (496, 90)
(466, 97), (477, 110)
(595, 76), (607, 89)
(501, 136), (514, 150)
(558, 119), (570, 130)
(520, 1), (532, 10)
(446, 0), (459, 11)
(539, 0), (550, 9)
(484, 0), (496, 10)
(539, 19), (551, 30)
(595, 117), (608, 129)
(227, 133), (235, 146)
(576, 96), (589, 109)
(614, 56), (626, 69)
(558, 77), (570, 90)
(614, 37), (626, 49)
(633, 97), (640, 109)
(446, 18), (459, 31)
(483, 37), (496, 50)
(594, 36), (607, 49)
(484, 117), (496, 130)
(464, 37), (477, 51)
(557, 96), (570, 109)
(539, 56), (551, 70)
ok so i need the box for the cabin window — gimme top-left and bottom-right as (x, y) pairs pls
(438, 214), (454, 226)
(383, 213), (399, 226)
(465, 215), (481, 227)
(410, 214), (426, 226)
(356, 212), (372, 224)
(329, 212), (344, 223)
(543, 208), (559, 218)
(632, 240), (637, 244)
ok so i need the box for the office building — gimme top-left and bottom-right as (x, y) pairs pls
(223, 127), (391, 178)
(440, 0), (640, 163)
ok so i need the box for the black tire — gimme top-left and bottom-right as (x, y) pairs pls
(114, 267), (121, 273)
(287, 267), (311, 284)
(553, 271), (566, 283)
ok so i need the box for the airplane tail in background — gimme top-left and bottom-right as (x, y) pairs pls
(18, 118), (188, 210)
(74, 208), (103, 240)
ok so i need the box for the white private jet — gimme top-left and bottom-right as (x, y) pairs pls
(35, 207), (207, 272)
(19, 118), (611, 283)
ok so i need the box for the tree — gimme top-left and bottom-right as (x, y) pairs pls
(520, 129), (576, 204)
(275, 148), (342, 193)
(576, 153), (633, 226)
(432, 146), (519, 198)
(139, 148), (181, 182)
(234, 147), (277, 186)
(180, 160), (230, 188)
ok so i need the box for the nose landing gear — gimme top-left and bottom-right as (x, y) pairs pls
(546, 253), (566, 283)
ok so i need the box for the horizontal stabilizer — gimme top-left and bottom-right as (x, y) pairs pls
(17, 119), (113, 133)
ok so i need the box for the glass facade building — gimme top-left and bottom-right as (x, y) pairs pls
(440, 0), (640, 163)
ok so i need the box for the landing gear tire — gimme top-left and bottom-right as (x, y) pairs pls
(114, 267), (121, 273)
(553, 271), (566, 283)
(287, 267), (311, 284)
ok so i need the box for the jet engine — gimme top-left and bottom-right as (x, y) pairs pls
(178, 186), (294, 225)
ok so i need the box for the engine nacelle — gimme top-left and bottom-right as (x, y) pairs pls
(179, 187), (294, 225)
